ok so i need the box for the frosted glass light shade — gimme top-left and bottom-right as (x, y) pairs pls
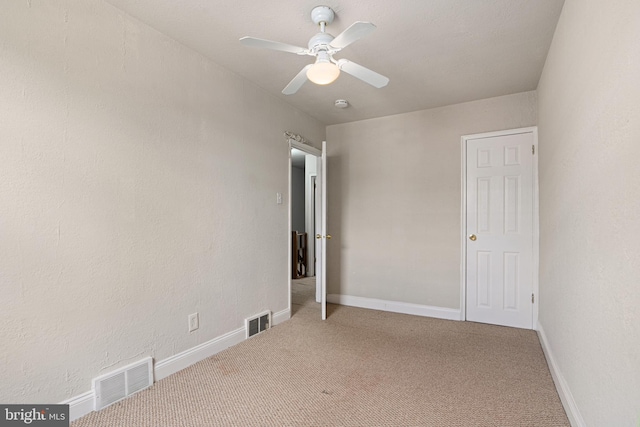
(307, 62), (340, 85)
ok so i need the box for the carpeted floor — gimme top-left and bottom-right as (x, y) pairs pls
(72, 278), (570, 426)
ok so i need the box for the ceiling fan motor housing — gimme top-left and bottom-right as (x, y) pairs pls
(308, 32), (334, 51)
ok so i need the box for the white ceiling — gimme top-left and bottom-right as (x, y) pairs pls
(103, 0), (564, 126)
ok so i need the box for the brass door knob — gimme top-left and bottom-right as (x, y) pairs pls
(326, 235), (332, 239)
(316, 234), (322, 239)
(469, 234), (477, 241)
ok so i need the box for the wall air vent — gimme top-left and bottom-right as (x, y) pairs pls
(246, 311), (271, 338)
(93, 357), (153, 410)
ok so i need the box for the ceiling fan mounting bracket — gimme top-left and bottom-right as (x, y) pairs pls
(311, 6), (335, 26)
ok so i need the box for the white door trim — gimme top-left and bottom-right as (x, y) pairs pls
(290, 140), (322, 157)
(307, 175), (317, 278)
(459, 126), (539, 329)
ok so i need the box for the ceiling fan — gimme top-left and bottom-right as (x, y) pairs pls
(240, 6), (389, 95)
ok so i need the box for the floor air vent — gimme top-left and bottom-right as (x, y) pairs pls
(93, 356), (153, 410)
(246, 311), (271, 338)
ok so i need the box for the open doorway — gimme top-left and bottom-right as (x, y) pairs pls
(288, 138), (327, 320)
(290, 147), (319, 314)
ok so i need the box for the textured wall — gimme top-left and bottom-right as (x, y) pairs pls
(326, 92), (537, 309)
(537, 0), (640, 425)
(0, 0), (324, 403)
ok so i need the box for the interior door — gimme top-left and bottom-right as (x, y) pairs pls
(319, 141), (328, 320)
(466, 131), (535, 329)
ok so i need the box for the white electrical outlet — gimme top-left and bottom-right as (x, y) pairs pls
(188, 313), (199, 332)
(276, 192), (283, 204)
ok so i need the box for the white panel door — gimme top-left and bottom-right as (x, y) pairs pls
(319, 141), (328, 320)
(466, 131), (534, 329)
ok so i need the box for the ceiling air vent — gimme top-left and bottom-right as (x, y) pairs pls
(93, 357), (153, 410)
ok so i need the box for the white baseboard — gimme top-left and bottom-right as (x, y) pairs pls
(272, 307), (290, 325)
(155, 307), (291, 381)
(154, 327), (246, 381)
(327, 294), (461, 321)
(537, 322), (586, 427)
(61, 390), (94, 422)
(65, 308), (292, 422)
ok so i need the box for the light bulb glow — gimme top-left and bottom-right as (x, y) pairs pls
(306, 61), (340, 85)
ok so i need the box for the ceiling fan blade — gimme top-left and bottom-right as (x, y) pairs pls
(337, 59), (389, 88)
(282, 65), (313, 95)
(240, 36), (308, 55)
(330, 22), (376, 49)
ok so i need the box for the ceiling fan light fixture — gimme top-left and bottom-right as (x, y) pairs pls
(307, 62), (340, 85)
(307, 54), (340, 85)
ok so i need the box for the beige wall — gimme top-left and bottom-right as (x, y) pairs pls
(326, 92), (537, 310)
(537, 0), (640, 425)
(0, 0), (324, 403)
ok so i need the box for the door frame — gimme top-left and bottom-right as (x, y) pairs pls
(306, 174), (317, 278)
(459, 126), (540, 329)
(288, 139), (322, 316)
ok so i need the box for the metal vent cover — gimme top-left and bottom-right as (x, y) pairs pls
(93, 357), (153, 410)
(246, 311), (271, 338)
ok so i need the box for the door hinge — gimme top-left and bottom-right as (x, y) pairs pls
(531, 293), (535, 304)
(532, 145), (535, 155)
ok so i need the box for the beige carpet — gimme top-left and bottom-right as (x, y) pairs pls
(73, 278), (569, 426)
